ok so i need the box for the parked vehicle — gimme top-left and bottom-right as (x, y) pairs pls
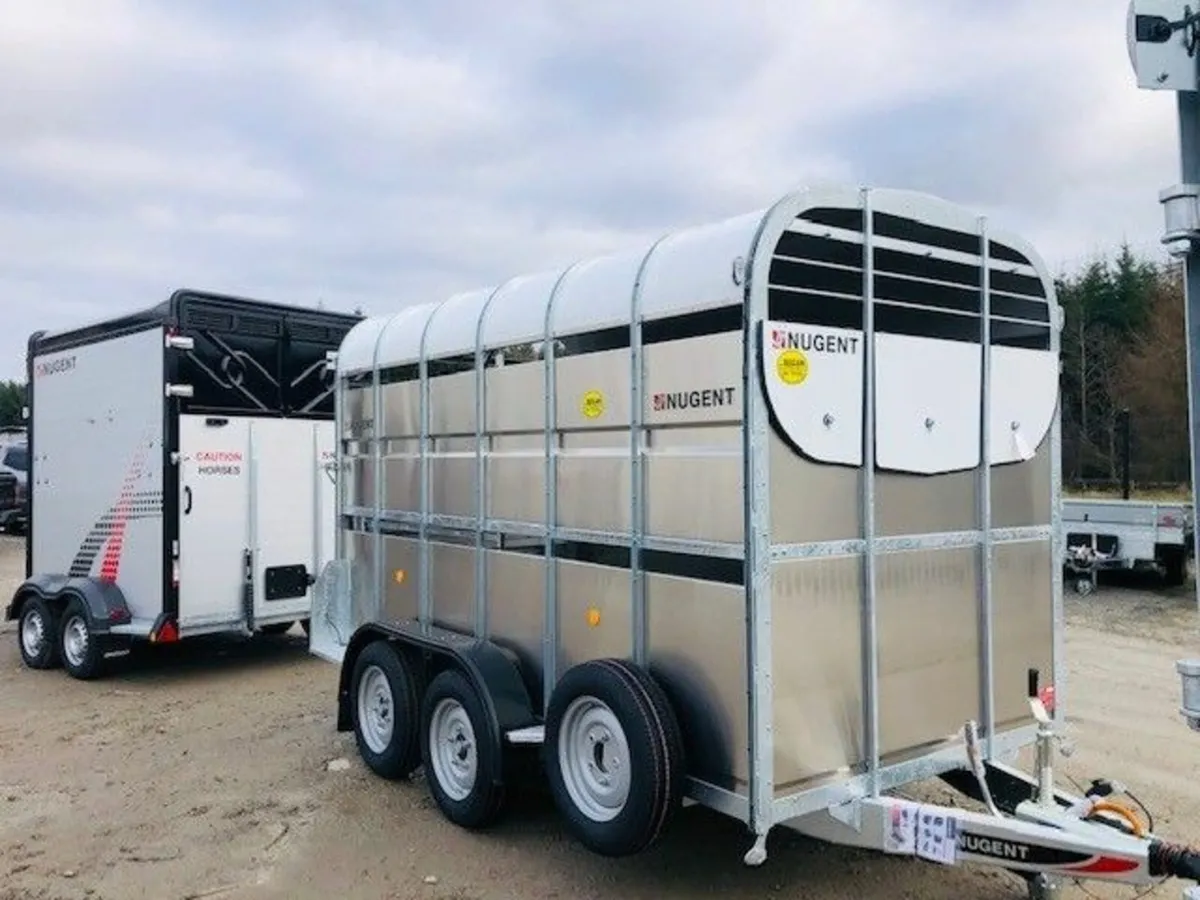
(311, 185), (1200, 898)
(1063, 498), (1193, 594)
(0, 468), (19, 533)
(0, 439), (28, 534)
(5, 289), (361, 679)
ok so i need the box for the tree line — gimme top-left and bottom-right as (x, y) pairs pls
(1058, 245), (1190, 492)
(0, 381), (23, 430)
(0, 250), (1190, 494)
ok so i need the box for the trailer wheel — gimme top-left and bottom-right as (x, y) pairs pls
(1161, 547), (1187, 587)
(17, 596), (61, 670)
(351, 640), (422, 780)
(58, 598), (105, 680)
(420, 668), (507, 830)
(545, 658), (685, 857)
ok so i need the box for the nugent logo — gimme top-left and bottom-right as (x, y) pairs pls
(652, 387), (736, 412)
(34, 355), (77, 379)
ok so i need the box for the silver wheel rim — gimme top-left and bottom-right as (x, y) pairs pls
(557, 695), (631, 823)
(20, 609), (46, 659)
(428, 697), (477, 802)
(63, 615), (89, 668)
(357, 665), (395, 754)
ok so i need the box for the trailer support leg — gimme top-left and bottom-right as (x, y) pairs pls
(743, 830), (769, 866)
(1027, 873), (1063, 900)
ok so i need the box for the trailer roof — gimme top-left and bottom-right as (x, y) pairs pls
(339, 185), (1055, 377)
(29, 288), (361, 357)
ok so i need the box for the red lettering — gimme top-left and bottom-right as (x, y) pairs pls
(195, 450), (244, 463)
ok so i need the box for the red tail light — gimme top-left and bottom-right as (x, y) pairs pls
(1038, 684), (1056, 715)
(151, 619), (179, 644)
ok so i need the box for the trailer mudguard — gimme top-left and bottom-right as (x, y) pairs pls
(6, 574), (133, 632)
(336, 620), (537, 779)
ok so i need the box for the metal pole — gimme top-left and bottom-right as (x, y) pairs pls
(1119, 408), (1132, 501)
(1178, 91), (1200, 612)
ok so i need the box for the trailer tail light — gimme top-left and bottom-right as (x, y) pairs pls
(150, 618), (179, 644)
(1038, 684), (1056, 715)
(1159, 514), (1179, 527)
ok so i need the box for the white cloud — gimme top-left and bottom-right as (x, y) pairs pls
(0, 0), (1184, 383)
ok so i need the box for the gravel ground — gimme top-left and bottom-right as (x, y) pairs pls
(1, 534), (1199, 900)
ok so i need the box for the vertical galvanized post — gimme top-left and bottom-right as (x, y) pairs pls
(860, 187), (881, 797)
(371, 326), (388, 626)
(418, 312), (438, 628)
(542, 265), (578, 711)
(1178, 91), (1200, 610)
(630, 238), (667, 667)
(473, 322), (487, 638)
(473, 294), (499, 639)
(977, 217), (996, 758)
(1049, 281), (1067, 726)
(743, 207), (778, 844)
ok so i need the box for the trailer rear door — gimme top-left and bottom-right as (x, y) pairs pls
(178, 415), (335, 632)
(248, 418), (335, 625)
(177, 415), (251, 629)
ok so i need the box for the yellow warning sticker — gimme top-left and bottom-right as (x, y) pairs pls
(775, 349), (809, 386)
(581, 389), (605, 419)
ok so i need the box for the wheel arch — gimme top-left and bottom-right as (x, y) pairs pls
(6, 574), (131, 632)
(337, 621), (538, 785)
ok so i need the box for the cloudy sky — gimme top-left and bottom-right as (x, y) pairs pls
(0, 0), (1185, 380)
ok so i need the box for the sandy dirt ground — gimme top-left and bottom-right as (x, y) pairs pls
(2, 533), (1199, 900)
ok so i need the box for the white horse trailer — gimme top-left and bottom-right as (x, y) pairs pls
(7, 290), (359, 679)
(312, 186), (1200, 897)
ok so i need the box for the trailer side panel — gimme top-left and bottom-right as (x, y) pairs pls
(29, 326), (165, 624)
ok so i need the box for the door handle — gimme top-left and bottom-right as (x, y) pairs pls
(183, 485), (192, 515)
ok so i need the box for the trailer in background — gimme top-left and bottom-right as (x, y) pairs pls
(6, 289), (361, 679)
(1063, 498), (1193, 594)
(311, 185), (1200, 898)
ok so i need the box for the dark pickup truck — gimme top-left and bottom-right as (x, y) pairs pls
(0, 468), (22, 533)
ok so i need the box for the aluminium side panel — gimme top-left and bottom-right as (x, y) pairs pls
(29, 327), (167, 623)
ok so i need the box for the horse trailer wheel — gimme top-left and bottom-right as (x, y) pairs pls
(18, 596), (61, 670)
(420, 668), (507, 829)
(545, 658), (685, 857)
(58, 598), (105, 680)
(350, 641), (421, 780)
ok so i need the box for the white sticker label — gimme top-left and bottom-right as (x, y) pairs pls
(883, 802), (918, 855)
(916, 806), (959, 866)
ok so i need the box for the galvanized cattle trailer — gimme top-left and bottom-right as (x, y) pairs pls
(7, 290), (360, 679)
(312, 186), (1200, 896)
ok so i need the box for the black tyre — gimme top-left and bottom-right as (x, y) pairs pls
(17, 595), (61, 670)
(420, 668), (508, 829)
(1161, 548), (1187, 587)
(258, 621), (295, 636)
(59, 597), (105, 680)
(350, 640), (422, 779)
(545, 658), (685, 857)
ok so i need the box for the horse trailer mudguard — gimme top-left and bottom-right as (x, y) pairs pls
(313, 185), (1200, 895)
